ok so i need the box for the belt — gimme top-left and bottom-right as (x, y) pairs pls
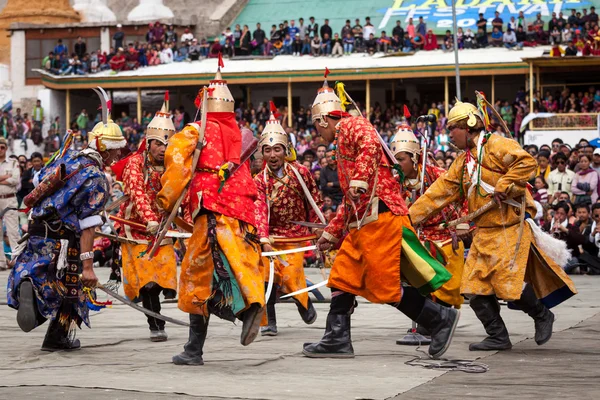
(0, 193), (15, 199)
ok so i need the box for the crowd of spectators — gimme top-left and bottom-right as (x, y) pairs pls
(40, 7), (600, 77)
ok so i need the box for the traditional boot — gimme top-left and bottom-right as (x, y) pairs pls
(240, 303), (265, 346)
(513, 285), (554, 346)
(41, 317), (81, 352)
(302, 312), (354, 358)
(396, 286), (459, 359)
(141, 286), (167, 342)
(172, 314), (209, 365)
(468, 295), (512, 351)
(17, 280), (38, 333)
(261, 303), (278, 336)
(295, 297), (317, 325)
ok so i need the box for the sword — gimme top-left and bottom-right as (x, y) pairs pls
(95, 285), (190, 327)
(262, 245), (317, 257)
(280, 279), (329, 299)
(271, 235), (317, 243)
(292, 220), (327, 229)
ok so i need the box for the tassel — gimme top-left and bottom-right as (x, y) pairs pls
(84, 287), (113, 311)
(403, 104), (411, 120)
(324, 67), (330, 78)
(476, 92), (492, 130)
(334, 81), (350, 111)
(218, 52), (224, 69)
(55, 239), (69, 279)
(269, 101), (281, 118)
(164, 90), (169, 111)
(194, 89), (203, 109)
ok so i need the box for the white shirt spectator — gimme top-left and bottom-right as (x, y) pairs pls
(363, 24), (375, 40)
(181, 32), (194, 43)
(548, 167), (575, 199)
(561, 28), (572, 43)
(160, 47), (173, 64)
(503, 30), (516, 44)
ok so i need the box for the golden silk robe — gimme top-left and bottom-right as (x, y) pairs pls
(410, 133), (577, 306)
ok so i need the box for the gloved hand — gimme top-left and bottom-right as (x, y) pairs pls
(147, 221), (160, 234)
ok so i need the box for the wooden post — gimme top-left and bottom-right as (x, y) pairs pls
(366, 79), (371, 118)
(529, 62), (534, 112)
(246, 86), (251, 109)
(136, 88), (142, 122)
(491, 75), (495, 105)
(536, 66), (541, 93)
(65, 89), (71, 128)
(391, 80), (396, 105)
(287, 81), (292, 127)
(444, 76), (449, 116)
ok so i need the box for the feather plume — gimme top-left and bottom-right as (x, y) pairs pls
(324, 67), (330, 78)
(526, 220), (572, 267)
(403, 104), (411, 120)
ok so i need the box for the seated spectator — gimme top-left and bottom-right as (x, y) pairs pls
(377, 30), (391, 53)
(321, 33), (332, 55)
(209, 38), (223, 58)
(147, 47), (160, 65)
(262, 37), (273, 56)
(174, 42), (189, 62)
(550, 43), (564, 57)
(516, 26), (527, 48)
(200, 39), (211, 57)
(181, 27), (194, 43)
(491, 27), (503, 46)
(302, 35), (311, 55)
(543, 201), (586, 273)
(503, 28), (518, 49)
(565, 40), (578, 55)
(391, 33), (401, 52)
(343, 33), (355, 54)
(311, 36), (321, 56)
(223, 37), (234, 57)
(579, 203), (600, 274)
(402, 32), (414, 52)
(476, 27), (489, 47)
(331, 33), (343, 56)
(533, 175), (549, 204)
(126, 46), (139, 69)
(464, 28), (476, 48)
(364, 33), (377, 54)
(292, 33), (302, 56)
(572, 154), (599, 204)
(411, 33), (425, 50)
(424, 29), (437, 50)
(442, 30), (453, 51)
(456, 27), (464, 49)
(534, 25), (549, 44)
(550, 26), (562, 44)
(90, 51), (99, 73)
(160, 43), (173, 64)
(562, 24), (573, 43)
(109, 49), (126, 72)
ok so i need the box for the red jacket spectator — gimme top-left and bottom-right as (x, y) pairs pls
(110, 51), (126, 71)
(424, 30), (437, 50)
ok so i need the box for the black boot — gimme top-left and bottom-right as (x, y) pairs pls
(302, 312), (354, 358)
(41, 317), (80, 352)
(141, 286), (167, 342)
(240, 303), (265, 346)
(172, 314), (209, 365)
(17, 280), (38, 333)
(469, 295), (512, 351)
(513, 285), (555, 346)
(397, 287), (459, 359)
(295, 297), (317, 325)
(261, 303), (278, 336)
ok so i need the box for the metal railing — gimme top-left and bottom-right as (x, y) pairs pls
(530, 113), (599, 130)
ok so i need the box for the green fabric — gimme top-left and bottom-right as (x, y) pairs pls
(213, 250), (246, 316)
(402, 227), (451, 296)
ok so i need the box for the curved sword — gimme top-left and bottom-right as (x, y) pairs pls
(280, 279), (329, 299)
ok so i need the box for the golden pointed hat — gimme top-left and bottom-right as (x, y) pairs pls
(447, 98), (483, 126)
(206, 53), (235, 113)
(311, 68), (343, 122)
(146, 91), (176, 145)
(89, 87), (127, 151)
(259, 101), (289, 149)
(390, 124), (420, 164)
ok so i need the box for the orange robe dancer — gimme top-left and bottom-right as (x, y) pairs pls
(254, 105), (323, 335)
(409, 97), (577, 352)
(302, 75), (459, 360)
(157, 62), (265, 366)
(114, 99), (177, 342)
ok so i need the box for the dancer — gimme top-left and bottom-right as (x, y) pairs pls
(255, 102), (322, 336)
(409, 96), (577, 351)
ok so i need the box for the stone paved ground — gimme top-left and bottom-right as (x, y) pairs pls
(0, 269), (598, 400)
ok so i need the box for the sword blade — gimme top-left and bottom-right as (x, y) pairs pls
(262, 245), (316, 257)
(96, 286), (190, 327)
(292, 220), (327, 229)
(280, 280), (329, 299)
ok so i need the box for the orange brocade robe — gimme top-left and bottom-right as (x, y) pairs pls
(254, 162), (323, 309)
(410, 133), (577, 306)
(157, 114), (263, 316)
(117, 152), (177, 300)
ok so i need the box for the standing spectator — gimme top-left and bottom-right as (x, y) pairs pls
(407, 17), (415, 38)
(76, 109), (89, 135)
(477, 13), (488, 35)
(503, 28), (518, 49)
(181, 27), (194, 43)
(17, 152), (43, 204)
(321, 33), (332, 55)
(320, 19), (333, 41)
(491, 26), (503, 46)
(145, 23), (155, 43)
(320, 150), (342, 205)
(240, 25), (251, 55)
(331, 33), (343, 56)
(533, 13), (545, 30)
(392, 20), (404, 39)
(352, 18), (363, 49)
(518, 10), (528, 29)
(165, 25), (177, 44)
(298, 18), (308, 40)
(507, 16), (518, 32)
(550, 25), (562, 44)
(31, 99), (44, 128)
(492, 11), (504, 32)
(590, 6), (598, 23)
(0, 137), (21, 271)
(74, 36), (87, 59)
(253, 23), (266, 54)
(1, 110), (15, 138)
(416, 16), (427, 37)
(54, 39), (67, 55)
(308, 16), (319, 39)
(113, 24), (125, 50)
(288, 19), (300, 38)
(341, 20), (353, 39)
(152, 22), (165, 44)
(363, 16), (376, 41)
(549, 12), (560, 33)
(592, 148), (600, 174)
(568, 9), (579, 26)
(572, 154), (599, 204)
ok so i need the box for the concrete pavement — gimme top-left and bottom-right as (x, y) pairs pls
(0, 268), (598, 400)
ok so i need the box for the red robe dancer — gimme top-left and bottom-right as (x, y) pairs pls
(303, 73), (458, 360)
(255, 103), (323, 336)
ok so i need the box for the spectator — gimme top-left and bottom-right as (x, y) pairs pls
(320, 150), (342, 205)
(477, 13), (488, 35)
(516, 26), (527, 48)
(533, 175), (549, 204)
(543, 201), (585, 273)
(364, 33), (377, 55)
(590, 6), (598, 23)
(442, 30), (453, 51)
(476, 27), (489, 47)
(424, 30), (437, 50)
(188, 39), (201, 60)
(311, 36), (321, 56)
(32, 100), (44, 128)
(152, 22), (165, 44)
(533, 13), (545, 30)
(298, 18), (308, 40)
(363, 16), (375, 40)
(331, 33), (343, 56)
(592, 148), (600, 174)
(392, 20), (404, 40)
(568, 9), (579, 26)
(536, 150), (552, 179)
(181, 27), (194, 43)
(0, 136), (20, 271)
(320, 19), (333, 40)
(550, 25), (562, 44)
(456, 27), (464, 49)
(343, 32), (355, 54)
(223, 36), (235, 58)
(507, 16), (518, 32)
(308, 16), (319, 39)
(492, 11), (504, 32)
(239, 25), (251, 56)
(165, 25), (177, 44)
(402, 32), (414, 52)
(518, 10), (528, 29)
(301, 35), (311, 55)
(74, 36), (86, 59)
(160, 42), (174, 63)
(289, 19), (300, 38)
(391, 33), (402, 52)
(464, 28), (476, 48)
(352, 18), (363, 48)
(209, 38), (223, 58)
(253, 23), (266, 53)
(54, 38), (67, 55)
(321, 33), (332, 55)
(406, 17), (415, 38)
(416, 16), (427, 37)
(572, 154), (599, 204)
(378, 30), (391, 53)
(491, 27), (503, 46)
(113, 24), (125, 50)
(17, 152), (43, 203)
(503, 28), (518, 49)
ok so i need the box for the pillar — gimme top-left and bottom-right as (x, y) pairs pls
(247, 86), (251, 109)
(66, 89), (71, 128)
(536, 67), (541, 94)
(287, 81), (292, 127)
(100, 26), (111, 54)
(137, 88), (142, 122)
(366, 79), (371, 118)
(491, 75), (495, 105)
(391, 80), (396, 105)
(529, 63), (534, 113)
(444, 76), (449, 116)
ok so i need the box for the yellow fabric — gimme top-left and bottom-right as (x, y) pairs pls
(260, 243), (309, 309)
(121, 243), (177, 300)
(328, 212), (406, 304)
(410, 134), (576, 301)
(179, 213), (264, 316)
(432, 242), (464, 308)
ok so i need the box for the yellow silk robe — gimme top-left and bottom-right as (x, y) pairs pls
(410, 133), (576, 305)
